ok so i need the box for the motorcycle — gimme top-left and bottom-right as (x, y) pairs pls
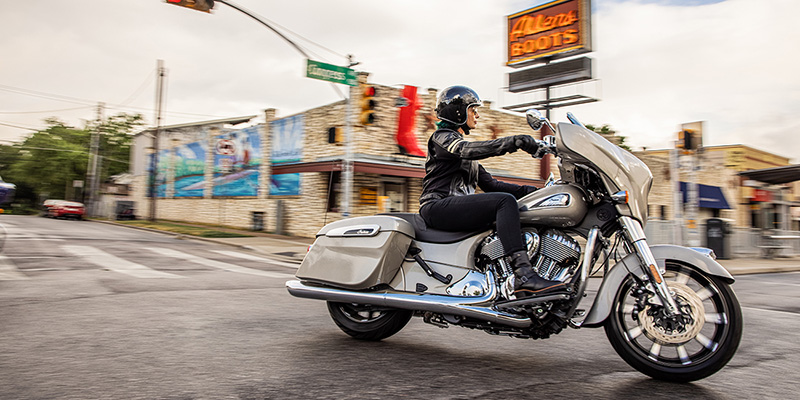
(286, 110), (742, 382)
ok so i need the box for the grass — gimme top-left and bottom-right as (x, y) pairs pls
(117, 220), (254, 238)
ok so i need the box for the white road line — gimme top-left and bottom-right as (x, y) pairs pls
(210, 250), (299, 269)
(62, 245), (182, 279)
(0, 255), (28, 280)
(145, 247), (295, 278)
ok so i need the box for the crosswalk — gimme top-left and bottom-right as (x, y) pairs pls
(0, 244), (298, 281)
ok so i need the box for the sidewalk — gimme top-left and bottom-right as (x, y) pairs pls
(97, 220), (800, 275)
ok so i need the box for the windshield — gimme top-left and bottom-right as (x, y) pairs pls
(556, 122), (653, 224)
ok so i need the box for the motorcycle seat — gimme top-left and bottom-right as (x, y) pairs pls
(381, 213), (489, 244)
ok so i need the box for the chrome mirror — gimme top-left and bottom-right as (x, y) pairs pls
(526, 109), (545, 130)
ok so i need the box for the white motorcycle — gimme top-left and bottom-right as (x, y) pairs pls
(287, 110), (742, 382)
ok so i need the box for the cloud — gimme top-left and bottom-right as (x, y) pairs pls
(2, 0), (799, 163)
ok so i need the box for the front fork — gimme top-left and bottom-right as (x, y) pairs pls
(619, 216), (682, 317)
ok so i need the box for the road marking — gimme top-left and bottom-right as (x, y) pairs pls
(743, 306), (800, 316)
(145, 247), (294, 278)
(0, 255), (28, 280)
(62, 245), (183, 279)
(210, 250), (299, 269)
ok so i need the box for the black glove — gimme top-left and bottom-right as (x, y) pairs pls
(514, 135), (540, 155)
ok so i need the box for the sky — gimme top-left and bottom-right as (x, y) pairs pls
(1, 0), (799, 162)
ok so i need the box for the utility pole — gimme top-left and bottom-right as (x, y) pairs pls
(149, 59), (166, 222)
(85, 102), (104, 217)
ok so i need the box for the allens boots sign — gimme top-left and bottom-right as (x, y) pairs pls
(507, 0), (592, 67)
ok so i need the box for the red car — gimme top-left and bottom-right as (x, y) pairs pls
(50, 201), (85, 219)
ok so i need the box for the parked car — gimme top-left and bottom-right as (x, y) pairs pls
(42, 199), (65, 217)
(50, 201), (85, 220)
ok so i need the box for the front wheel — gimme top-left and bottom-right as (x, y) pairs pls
(604, 262), (742, 382)
(327, 302), (412, 341)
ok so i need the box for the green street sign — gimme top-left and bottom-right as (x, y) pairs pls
(306, 59), (357, 86)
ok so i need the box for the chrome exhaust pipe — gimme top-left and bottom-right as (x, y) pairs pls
(286, 271), (531, 328)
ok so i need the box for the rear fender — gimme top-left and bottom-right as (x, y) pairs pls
(581, 244), (734, 327)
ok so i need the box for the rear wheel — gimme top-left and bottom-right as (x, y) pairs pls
(327, 302), (412, 341)
(604, 262), (742, 382)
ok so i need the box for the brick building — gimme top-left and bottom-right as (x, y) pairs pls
(129, 73), (556, 237)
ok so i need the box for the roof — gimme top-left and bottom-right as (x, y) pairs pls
(738, 164), (800, 185)
(136, 115), (258, 136)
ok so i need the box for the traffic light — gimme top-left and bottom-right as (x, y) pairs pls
(359, 85), (376, 126)
(677, 129), (699, 150)
(327, 126), (342, 144)
(165, 0), (215, 13)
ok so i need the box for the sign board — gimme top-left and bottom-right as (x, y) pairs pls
(507, 0), (592, 67)
(306, 60), (357, 86)
(216, 139), (235, 155)
(508, 56), (592, 92)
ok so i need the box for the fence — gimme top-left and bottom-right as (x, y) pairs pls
(644, 219), (800, 258)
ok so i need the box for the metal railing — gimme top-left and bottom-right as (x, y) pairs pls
(644, 219), (800, 258)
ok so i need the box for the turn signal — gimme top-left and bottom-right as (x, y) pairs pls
(611, 190), (629, 204)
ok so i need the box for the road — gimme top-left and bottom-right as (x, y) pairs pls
(1, 215), (799, 399)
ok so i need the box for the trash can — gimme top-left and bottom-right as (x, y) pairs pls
(115, 200), (136, 220)
(251, 211), (265, 231)
(705, 218), (730, 259)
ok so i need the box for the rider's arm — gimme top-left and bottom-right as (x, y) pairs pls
(431, 130), (537, 161)
(477, 165), (537, 199)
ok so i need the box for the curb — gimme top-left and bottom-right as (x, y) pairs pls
(88, 219), (305, 263)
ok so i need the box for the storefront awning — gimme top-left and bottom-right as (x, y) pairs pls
(272, 157), (546, 187)
(679, 182), (731, 209)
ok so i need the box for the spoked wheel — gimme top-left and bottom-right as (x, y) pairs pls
(327, 302), (412, 341)
(604, 262), (743, 382)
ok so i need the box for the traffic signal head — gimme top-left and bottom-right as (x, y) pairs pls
(359, 85), (376, 126)
(165, 0), (215, 13)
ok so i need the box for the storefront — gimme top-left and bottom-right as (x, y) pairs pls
(129, 73), (552, 237)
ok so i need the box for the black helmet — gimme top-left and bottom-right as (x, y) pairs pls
(436, 85), (482, 125)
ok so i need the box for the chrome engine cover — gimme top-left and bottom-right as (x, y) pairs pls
(532, 229), (581, 282)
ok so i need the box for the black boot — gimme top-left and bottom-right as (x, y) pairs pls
(510, 251), (568, 298)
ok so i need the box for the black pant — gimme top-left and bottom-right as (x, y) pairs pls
(420, 192), (524, 255)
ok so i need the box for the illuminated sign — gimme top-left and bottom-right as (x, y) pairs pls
(507, 0), (591, 67)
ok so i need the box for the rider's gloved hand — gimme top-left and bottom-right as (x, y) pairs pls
(514, 135), (540, 155)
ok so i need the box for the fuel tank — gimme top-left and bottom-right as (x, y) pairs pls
(518, 183), (588, 228)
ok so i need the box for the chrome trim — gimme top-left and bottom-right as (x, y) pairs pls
(286, 269), (532, 328)
(619, 216), (681, 316)
(568, 226), (599, 327)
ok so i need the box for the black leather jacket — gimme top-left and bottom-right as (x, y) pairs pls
(419, 128), (536, 205)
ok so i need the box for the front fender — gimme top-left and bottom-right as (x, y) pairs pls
(581, 245), (734, 328)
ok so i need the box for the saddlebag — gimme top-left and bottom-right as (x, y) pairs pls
(296, 216), (415, 290)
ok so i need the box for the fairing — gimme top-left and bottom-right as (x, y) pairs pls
(556, 123), (653, 224)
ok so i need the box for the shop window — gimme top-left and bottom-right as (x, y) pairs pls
(660, 205), (667, 220)
(380, 179), (407, 213)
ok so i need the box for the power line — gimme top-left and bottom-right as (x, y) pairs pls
(0, 121), (39, 131)
(0, 106), (93, 115)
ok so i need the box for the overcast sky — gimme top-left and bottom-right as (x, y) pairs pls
(2, 0), (799, 162)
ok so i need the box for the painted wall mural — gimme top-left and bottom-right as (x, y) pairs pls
(173, 140), (208, 197)
(212, 126), (262, 197)
(270, 115), (304, 196)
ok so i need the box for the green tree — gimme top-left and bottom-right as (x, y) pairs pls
(585, 123), (632, 152)
(2, 113), (143, 208)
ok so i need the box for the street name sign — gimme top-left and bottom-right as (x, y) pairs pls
(306, 60), (357, 86)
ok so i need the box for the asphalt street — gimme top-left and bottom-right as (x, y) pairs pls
(1, 215), (799, 399)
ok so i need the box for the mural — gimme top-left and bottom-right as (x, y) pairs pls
(212, 126), (262, 197)
(147, 150), (169, 198)
(270, 114), (304, 195)
(173, 140), (208, 197)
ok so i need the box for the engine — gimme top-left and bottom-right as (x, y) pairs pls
(479, 228), (581, 283)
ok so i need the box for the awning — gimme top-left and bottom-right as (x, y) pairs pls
(679, 182), (731, 209)
(738, 164), (800, 185)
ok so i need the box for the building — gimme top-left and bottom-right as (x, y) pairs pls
(129, 73), (556, 237)
(638, 145), (800, 230)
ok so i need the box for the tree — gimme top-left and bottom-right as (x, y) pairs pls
(2, 113), (143, 208)
(585, 123), (632, 152)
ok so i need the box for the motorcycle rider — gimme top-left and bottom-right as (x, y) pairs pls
(419, 85), (567, 298)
